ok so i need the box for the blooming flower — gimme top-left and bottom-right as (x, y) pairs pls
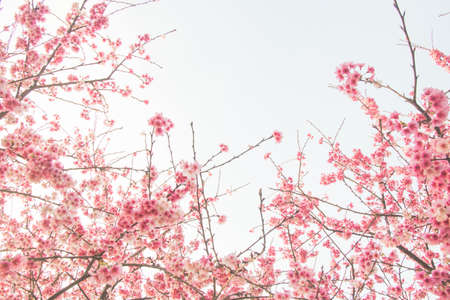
(273, 130), (283, 143)
(219, 143), (229, 152)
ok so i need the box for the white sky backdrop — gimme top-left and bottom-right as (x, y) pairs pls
(109, 0), (450, 253)
(2, 0), (450, 254)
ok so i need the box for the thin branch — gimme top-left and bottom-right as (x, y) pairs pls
(393, 0), (418, 103)
(202, 135), (273, 174)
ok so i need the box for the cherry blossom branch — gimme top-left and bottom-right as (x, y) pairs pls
(255, 188), (267, 256)
(373, 121), (408, 164)
(19, 0), (89, 100)
(361, 78), (412, 104)
(122, 263), (205, 297)
(65, 272), (90, 300)
(0, 188), (60, 206)
(201, 135), (273, 174)
(30, 254), (102, 261)
(396, 245), (433, 272)
(237, 209), (300, 258)
(64, 165), (147, 172)
(309, 213), (374, 239)
(274, 188), (401, 218)
(47, 255), (99, 300)
(8, 61), (103, 84)
(190, 123), (212, 258)
(106, 0), (157, 16)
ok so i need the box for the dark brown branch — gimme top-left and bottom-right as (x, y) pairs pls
(396, 245), (433, 272)
(47, 256), (98, 300)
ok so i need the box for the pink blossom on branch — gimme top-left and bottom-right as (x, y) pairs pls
(273, 130), (283, 143)
(148, 112), (174, 136)
(219, 143), (229, 152)
(430, 48), (450, 73)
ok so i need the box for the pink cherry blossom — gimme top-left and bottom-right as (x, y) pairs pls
(273, 130), (283, 143)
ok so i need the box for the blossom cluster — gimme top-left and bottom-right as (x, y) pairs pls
(430, 49), (450, 73)
(421, 88), (449, 126)
(335, 62), (374, 99)
(415, 266), (450, 298)
(94, 264), (122, 284)
(0, 77), (20, 114)
(148, 113), (174, 136)
(0, 255), (24, 278)
(15, 2), (49, 47)
(22, 145), (73, 189)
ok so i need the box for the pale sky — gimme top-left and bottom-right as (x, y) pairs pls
(107, 0), (450, 252)
(2, 0), (449, 254)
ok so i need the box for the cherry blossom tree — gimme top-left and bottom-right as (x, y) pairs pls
(0, 0), (448, 299)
